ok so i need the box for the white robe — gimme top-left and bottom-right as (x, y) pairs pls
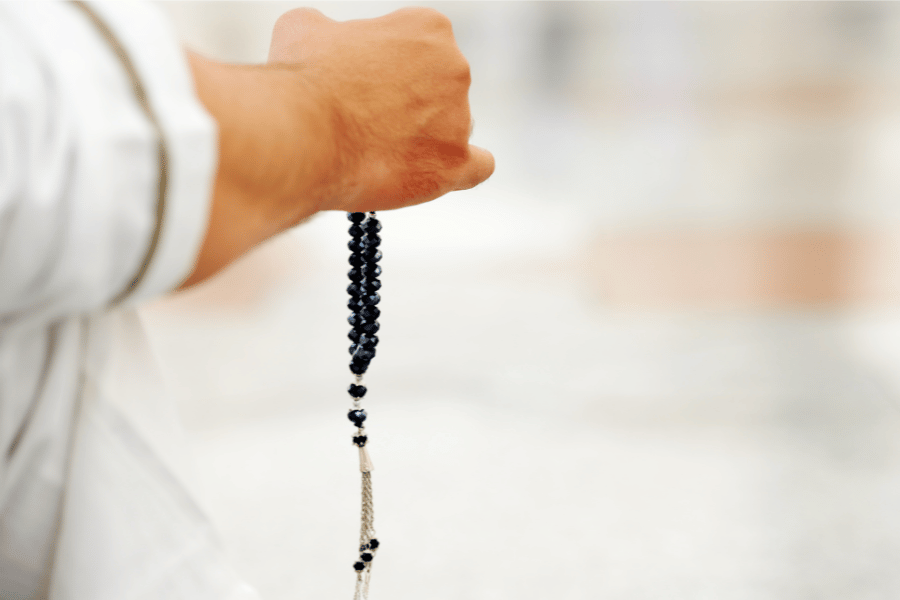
(0, 2), (258, 598)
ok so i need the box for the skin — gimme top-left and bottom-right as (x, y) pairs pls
(179, 7), (494, 289)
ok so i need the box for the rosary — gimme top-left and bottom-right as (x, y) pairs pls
(344, 211), (382, 600)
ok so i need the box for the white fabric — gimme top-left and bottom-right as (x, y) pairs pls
(0, 2), (258, 599)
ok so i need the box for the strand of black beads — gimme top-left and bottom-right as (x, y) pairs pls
(346, 212), (382, 596)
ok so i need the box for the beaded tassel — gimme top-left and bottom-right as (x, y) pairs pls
(346, 212), (382, 600)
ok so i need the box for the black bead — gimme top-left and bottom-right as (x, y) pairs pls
(349, 344), (359, 355)
(348, 268), (363, 282)
(347, 283), (363, 298)
(350, 362), (370, 376)
(347, 313), (363, 327)
(369, 538), (379, 549)
(356, 348), (375, 361)
(363, 279), (381, 292)
(360, 305), (380, 321)
(348, 329), (361, 343)
(361, 552), (373, 562)
(348, 224), (365, 238)
(348, 238), (366, 253)
(353, 435), (368, 447)
(361, 264), (381, 278)
(362, 218), (382, 234)
(363, 294), (380, 306)
(359, 543), (370, 552)
(362, 233), (381, 247)
(348, 384), (367, 398)
(348, 212), (366, 223)
(363, 248), (382, 262)
(350, 357), (370, 375)
(359, 321), (379, 335)
(361, 335), (378, 349)
(353, 561), (366, 571)
(348, 409), (367, 426)
(348, 298), (363, 312)
(348, 254), (365, 267)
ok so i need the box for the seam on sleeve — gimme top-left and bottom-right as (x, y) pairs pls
(68, 0), (169, 308)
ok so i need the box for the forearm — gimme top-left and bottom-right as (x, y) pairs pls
(179, 52), (337, 288)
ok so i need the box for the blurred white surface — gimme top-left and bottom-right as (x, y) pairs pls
(143, 3), (900, 599)
(143, 193), (900, 599)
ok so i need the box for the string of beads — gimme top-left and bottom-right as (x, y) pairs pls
(346, 211), (381, 598)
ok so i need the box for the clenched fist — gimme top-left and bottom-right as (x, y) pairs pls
(181, 7), (493, 289)
(269, 7), (494, 211)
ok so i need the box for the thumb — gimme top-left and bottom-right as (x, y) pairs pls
(453, 145), (496, 191)
(269, 8), (336, 63)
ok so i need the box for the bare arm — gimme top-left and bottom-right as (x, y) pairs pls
(180, 8), (494, 289)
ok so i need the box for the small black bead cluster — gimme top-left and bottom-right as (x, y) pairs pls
(352, 538), (380, 571)
(346, 212), (382, 383)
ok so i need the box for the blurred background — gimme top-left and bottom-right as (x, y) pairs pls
(143, 3), (900, 599)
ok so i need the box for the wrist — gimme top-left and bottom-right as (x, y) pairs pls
(193, 54), (339, 220)
(181, 52), (340, 287)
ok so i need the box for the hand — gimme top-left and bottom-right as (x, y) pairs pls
(180, 8), (493, 289)
(268, 7), (495, 212)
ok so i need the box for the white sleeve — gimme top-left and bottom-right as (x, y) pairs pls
(0, 0), (216, 327)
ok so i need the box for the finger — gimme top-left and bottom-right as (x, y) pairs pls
(269, 8), (336, 62)
(453, 145), (495, 191)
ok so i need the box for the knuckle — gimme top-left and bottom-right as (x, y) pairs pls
(456, 56), (472, 85)
(452, 117), (471, 142)
(272, 11), (294, 33)
(428, 10), (453, 30)
(403, 7), (452, 31)
(442, 54), (470, 89)
(274, 7), (327, 31)
(274, 7), (310, 27)
(297, 7), (325, 18)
